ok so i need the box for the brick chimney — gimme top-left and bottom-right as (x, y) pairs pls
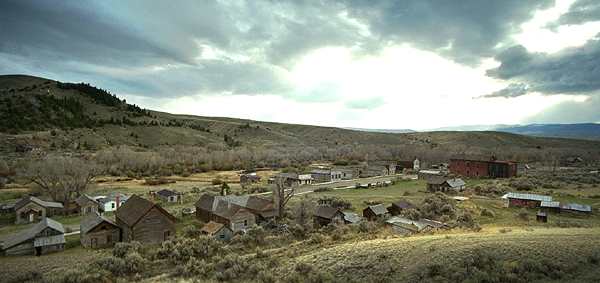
(115, 194), (121, 210)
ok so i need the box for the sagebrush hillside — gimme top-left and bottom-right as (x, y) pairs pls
(1, 74), (600, 162)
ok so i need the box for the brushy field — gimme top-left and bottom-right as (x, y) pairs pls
(280, 227), (600, 282)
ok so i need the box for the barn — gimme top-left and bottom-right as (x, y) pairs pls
(503, 192), (553, 208)
(387, 200), (416, 216)
(75, 194), (101, 216)
(450, 158), (517, 178)
(1, 218), (65, 256)
(115, 195), (176, 244)
(80, 213), (121, 249)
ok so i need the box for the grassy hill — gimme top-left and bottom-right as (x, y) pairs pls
(1, 74), (600, 163)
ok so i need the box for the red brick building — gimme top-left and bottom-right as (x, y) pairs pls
(449, 158), (517, 178)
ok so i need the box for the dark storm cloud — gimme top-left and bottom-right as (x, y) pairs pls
(0, 0), (556, 98)
(486, 37), (600, 97)
(341, 0), (554, 65)
(554, 0), (600, 26)
(480, 83), (529, 98)
(525, 95), (600, 124)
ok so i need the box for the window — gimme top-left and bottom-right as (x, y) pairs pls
(164, 230), (171, 240)
(243, 220), (248, 226)
(220, 234), (225, 239)
(111, 203), (115, 209)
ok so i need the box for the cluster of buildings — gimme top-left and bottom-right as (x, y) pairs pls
(1, 194), (177, 256)
(313, 199), (447, 235)
(502, 192), (592, 222)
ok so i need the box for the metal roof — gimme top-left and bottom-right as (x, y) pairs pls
(80, 213), (118, 234)
(1, 218), (64, 250)
(503, 192), (552, 202)
(540, 201), (560, 208)
(156, 189), (177, 197)
(366, 204), (388, 215)
(34, 234), (65, 247)
(14, 196), (63, 211)
(342, 212), (362, 224)
(561, 203), (592, 212)
(446, 178), (466, 188)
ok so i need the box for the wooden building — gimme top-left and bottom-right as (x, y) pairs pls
(387, 200), (416, 216)
(311, 169), (342, 183)
(195, 194), (276, 229)
(313, 206), (345, 227)
(503, 192), (553, 208)
(449, 158), (517, 178)
(115, 195), (176, 244)
(536, 211), (548, 223)
(14, 196), (64, 224)
(1, 218), (65, 256)
(195, 194), (259, 233)
(75, 194), (101, 216)
(80, 213), (120, 248)
(155, 189), (181, 203)
(426, 177), (466, 192)
(200, 221), (234, 241)
(240, 173), (261, 185)
(362, 204), (389, 221)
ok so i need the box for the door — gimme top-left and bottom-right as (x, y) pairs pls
(35, 247), (42, 256)
(91, 238), (98, 248)
(29, 213), (34, 223)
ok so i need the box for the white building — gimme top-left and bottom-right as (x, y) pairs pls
(96, 193), (129, 212)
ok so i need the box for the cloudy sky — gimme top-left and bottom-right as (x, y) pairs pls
(1, 0), (599, 130)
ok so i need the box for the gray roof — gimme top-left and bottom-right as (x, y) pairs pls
(14, 196), (63, 211)
(504, 192), (552, 202)
(366, 204), (388, 216)
(80, 213), (118, 234)
(156, 189), (177, 198)
(1, 218), (64, 250)
(342, 212), (362, 224)
(75, 194), (99, 207)
(445, 178), (465, 188)
(34, 234), (65, 247)
(540, 201), (561, 208)
(311, 169), (331, 175)
(561, 203), (592, 212)
(385, 216), (430, 232)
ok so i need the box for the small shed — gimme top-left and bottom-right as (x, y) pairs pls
(156, 189), (181, 203)
(536, 211), (548, 223)
(387, 200), (416, 216)
(313, 206), (345, 227)
(342, 212), (362, 224)
(75, 194), (101, 216)
(427, 177), (465, 192)
(1, 218), (65, 256)
(80, 213), (121, 249)
(362, 204), (389, 221)
(200, 221), (233, 241)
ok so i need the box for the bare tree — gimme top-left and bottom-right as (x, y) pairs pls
(272, 176), (295, 219)
(24, 157), (99, 204)
(294, 196), (315, 227)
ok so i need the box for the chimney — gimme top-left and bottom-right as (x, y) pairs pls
(115, 194), (120, 210)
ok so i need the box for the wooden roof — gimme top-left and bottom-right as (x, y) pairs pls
(14, 196), (63, 211)
(1, 218), (64, 250)
(80, 212), (118, 234)
(115, 195), (176, 227)
(201, 221), (229, 234)
(314, 206), (342, 219)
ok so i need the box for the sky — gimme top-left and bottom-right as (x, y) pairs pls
(1, 0), (599, 130)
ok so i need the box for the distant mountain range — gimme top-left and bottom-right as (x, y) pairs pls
(348, 123), (600, 140)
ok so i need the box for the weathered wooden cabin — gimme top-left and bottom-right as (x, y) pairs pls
(156, 189), (181, 203)
(200, 221), (234, 241)
(387, 200), (416, 216)
(75, 194), (101, 216)
(313, 206), (345, 227)
(115, 195), (176, 244)
(14, 196), (63, 224)
(195, 194), (275, 229)
(362, 204), (389, 221)
(1, 218), (65, 256)
(80, 213), (121, 248)
(426, 177), (466, 192)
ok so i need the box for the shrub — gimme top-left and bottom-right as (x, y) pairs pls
(481, 208), (495, 218)
(358, 220), (378, 233)
(50, 268), (111, 283)
(214, 254), (248, 281)
(112, 241), (142, 258)
(308, 233), (327, 245)
(314, 187), (332, 192)
(7, 270), (44, 283)
(517, 209), (529, 221)
(182, 225), (201, 238)
(499, 228), (512, 233)
(176, 258), (212, 278)
(93, 254), (145, 276)
(212, 178), (223, 185)
(588, 250), (600, 265)
(157, 236), (222, 264)
(288, 263), (334, 283)
(456, 211), (480, 230)
(419, 192), (456, 220)
(241, 226), (267, 247)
